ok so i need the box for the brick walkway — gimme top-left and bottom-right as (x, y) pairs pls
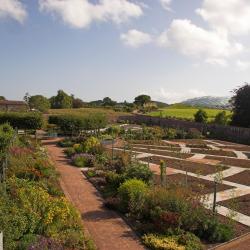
(213, 233), (250, 250)
(43, 139), (146, 250)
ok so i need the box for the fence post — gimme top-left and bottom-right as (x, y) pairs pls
(0, 231), (3, 250)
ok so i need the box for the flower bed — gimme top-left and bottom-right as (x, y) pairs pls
(0, 131), (93, 250)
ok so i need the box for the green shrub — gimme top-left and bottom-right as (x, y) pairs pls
(57, 138), (75, 148)
(83, 136), (100, 153)
(197, 218), (234, 243)
(0, 112), (43, 130)
(64, 147), (76, 158)
(142, 232), (203, 250)
(125, 162), (153, 184)
(165, 128), (177, 139)
(142, 234), (185, 250)
(0, 123), (15, 153)
(72, 154), (95, 168)
(105, 172), (126, 189)
(177, 232), (203, 250)
(118, 179), (148, 216)
(0, 178), (85, 250)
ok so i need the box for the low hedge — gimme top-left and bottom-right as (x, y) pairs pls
(0, 112), (43, 130)
(48, 113), (107, 134)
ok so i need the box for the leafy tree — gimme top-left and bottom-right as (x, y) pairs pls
(214, 111), (228, 125)
(50, 90), (72, 109)
(23, 92), (30, 105)
(0, 96), (5, 101)
(231, 84), (250, 127)
(194, 109), (208, 123)
(134, 95), (151, 106)
(28, 95), (50, 112)
(102, 97), (116, 106)
(72, 98), (85, 108)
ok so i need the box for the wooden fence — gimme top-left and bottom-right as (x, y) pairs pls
(118, 114), (250, 145)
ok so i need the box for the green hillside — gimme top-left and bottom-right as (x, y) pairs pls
(148, 104), (231, 121)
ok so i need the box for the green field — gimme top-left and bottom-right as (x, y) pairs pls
(48, 107), (130, 121)
(148, 105), (231, 121)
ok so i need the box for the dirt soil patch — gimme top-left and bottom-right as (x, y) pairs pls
(224, 170), (250, 186)
(218, 194), (250, 217)
(154, 173), (233, 194)
(192, 149), (237, 157)
(171, 139), (208, 145)
(131, 144), (181, 152)
(205, 156), (250, 168)
(132, 147), (193, 159)
(141, 156), (228, 175)
(128, 140), (177, 146)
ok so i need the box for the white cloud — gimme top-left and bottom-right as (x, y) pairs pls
(205, 58), (228, 67)
(120, 29), (152, 48)
(157, 19), (243, 63)
(236, 60), (250, 71)
(154, 88), (206, 104)
(160, 0), (172, 11)
(39, 0), (143, 29)
(0, 0), (27, 23)
(196, 0), (250, 36)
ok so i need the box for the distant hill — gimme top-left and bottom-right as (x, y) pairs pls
(153, 101), (169, 108)
(181, 96), (231, 109)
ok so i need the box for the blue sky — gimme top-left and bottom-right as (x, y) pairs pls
(1, 0), (250, 103)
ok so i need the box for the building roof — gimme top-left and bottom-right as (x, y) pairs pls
(0, 100), (27, 106)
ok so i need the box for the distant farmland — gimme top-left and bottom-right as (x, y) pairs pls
(48, 107), (130, 121)
(148, 104), (232, 121)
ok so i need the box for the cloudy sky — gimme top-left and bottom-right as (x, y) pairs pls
(1, 0), (250, 103)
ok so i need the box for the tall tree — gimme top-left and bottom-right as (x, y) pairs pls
(194, 109), (208, 123)
(29, 95), (51, 112)
(214, 111), (228, 125)
(23, 92), (30, 105)
(134, 95), (151, 106)
(50, 90), (73, 109)
(72, 98), (85, 108)
(0, 96), (5, 101)
(231, 83), (250, 127)
(102, 97), (116, 106)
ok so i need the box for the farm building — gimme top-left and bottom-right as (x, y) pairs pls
(0, 100), (28, 112)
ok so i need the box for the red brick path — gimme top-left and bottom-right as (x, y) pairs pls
(43, 139), (146, 250)
(213, 233), (250, 250)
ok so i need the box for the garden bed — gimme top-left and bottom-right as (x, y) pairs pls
(224, 170), (250, 186)
(154, 173), (233, 194)
(132, 147), (194, 159)
(171, 139), (208, 145)
(130, 144), (181, 152)
(192, 148), (237, 157)
(128, 140), (176, 146)
(244, 152), (250, 159)
(205, 156), (250, 168)
(141, 156), (228, 175)
(218, 194), (250, 217)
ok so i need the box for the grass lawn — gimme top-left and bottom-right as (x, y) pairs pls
(148, 104), (231, 121)
(47, 107), (130, 121)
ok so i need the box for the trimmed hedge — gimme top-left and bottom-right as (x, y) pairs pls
(0, 112), (43, 130)
(48, 113), (107, 134)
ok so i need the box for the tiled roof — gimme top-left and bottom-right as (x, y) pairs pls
(0, 100), (27, 105)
